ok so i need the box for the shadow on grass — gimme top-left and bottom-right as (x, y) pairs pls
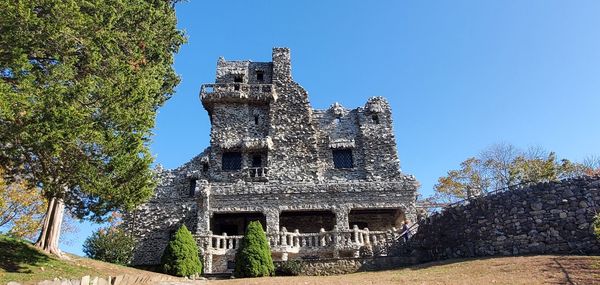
(0, 235), (51, 273)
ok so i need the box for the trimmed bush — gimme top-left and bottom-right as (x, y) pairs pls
(234, 221), (274, 277)
(161, 225), (202, 277)
(593, 213), (600, 240)
(83, 227), (135, 265)
(275, 260), (303, 276)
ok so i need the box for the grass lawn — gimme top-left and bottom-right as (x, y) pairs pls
(0, 235), (179, 285)
(2, 234), (599, 285)
(209, 255), (600, 285)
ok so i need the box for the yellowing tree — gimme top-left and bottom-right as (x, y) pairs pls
(433, 143), (589, 203)
(0, 167), (46, 239)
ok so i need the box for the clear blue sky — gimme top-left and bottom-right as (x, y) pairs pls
(62, 0), (600, 255)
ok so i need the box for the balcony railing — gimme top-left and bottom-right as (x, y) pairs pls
(247, 167), (268, 181)
(195, 225), (418, 256)
(200, 83), (276, 105)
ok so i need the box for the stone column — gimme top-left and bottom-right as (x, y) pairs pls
(334, 206), (350, 230)
(196, 181), (211, 234)
(204, 253), (213, 274)
(264, 208), (280, 234)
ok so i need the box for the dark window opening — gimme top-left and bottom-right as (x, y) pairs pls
(211, 212), (266, 235)
(351, 222), (369, 229)
(189, 179), (197, 197)
(254, 115), (259, 125)
(233, 75), (243, 91)
(279, 210), (336, 232)
(372, 114), (380, 124)
(256, 71), (264, 81)
(218, 224), (238, 236)
(222, 152), (242, 171)
(332, 149), (354, 169)
(202, 162), (209, 172)
(252, 155), (262, 167)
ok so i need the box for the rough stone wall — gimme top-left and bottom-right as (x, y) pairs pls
(215, 59), (273, 84)
(267, 48), (320, 182)
(275, 256), (417, 276)
(125, 164), (201, 264)
(359, 97), (403, 181)
(409, 176), (600, 262)
(313, 108), (367, 181)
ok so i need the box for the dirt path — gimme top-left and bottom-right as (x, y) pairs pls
(208, 255), (600, 285)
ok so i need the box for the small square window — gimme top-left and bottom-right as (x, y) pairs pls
(256, 71), (264, 81)
(372, 114), (380, 124)
(332, 149), (353, 169)
(233, 75), (243, 83)
(222, 152), (242, 171)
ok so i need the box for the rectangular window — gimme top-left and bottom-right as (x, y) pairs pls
(256, 71), (264, 81)
(222, 152), (242, 171)
(252, 155), (262, 167)
(189, 179), (197, 197)
(233, 75), (244, 83)
(332, 149), (354, 169)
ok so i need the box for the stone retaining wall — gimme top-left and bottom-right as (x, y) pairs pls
(409, 176), (600, 262)
(275, 256), (418, 276)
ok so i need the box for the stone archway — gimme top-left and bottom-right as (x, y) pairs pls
(279, 210), (336, 233)
(348, 208), (405, 230)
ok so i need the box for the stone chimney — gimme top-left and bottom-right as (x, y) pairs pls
(272, 47), (291, 82)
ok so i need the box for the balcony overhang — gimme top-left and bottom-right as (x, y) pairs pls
(200, 83), (277, 110)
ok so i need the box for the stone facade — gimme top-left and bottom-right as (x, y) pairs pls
(125, 48), (418, 273)
(275, 255), (418, 276)
(406, 176), (600, 262)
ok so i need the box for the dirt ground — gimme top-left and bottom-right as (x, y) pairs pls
(208, 255), (600, 285)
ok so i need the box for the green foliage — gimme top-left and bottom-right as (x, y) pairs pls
(234, 221), (274, 278)
(0, 0), (185, 224)
(275, 260), (303, 276)
(83, 227), (135, 265)
(593, 213), (600, 240)
(161, 225), (202, 277)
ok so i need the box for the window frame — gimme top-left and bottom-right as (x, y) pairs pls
(222, 151), (242, 171)
(332, 148), (354, 169)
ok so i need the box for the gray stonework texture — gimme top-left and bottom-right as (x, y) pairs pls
(124, 48), (419, 269)
(406, 176), (600, 262)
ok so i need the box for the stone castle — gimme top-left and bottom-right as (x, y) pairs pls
(125, 48), (419, 273)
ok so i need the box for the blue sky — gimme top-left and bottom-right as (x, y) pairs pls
(62, 0), (600, 255)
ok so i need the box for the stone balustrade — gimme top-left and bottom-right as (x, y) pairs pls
(196, 225), (411, 257)
(200, 83), (276, 105)
(247, 167), (269, 181)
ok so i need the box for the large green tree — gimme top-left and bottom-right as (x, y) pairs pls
(0, 0), (184, 256)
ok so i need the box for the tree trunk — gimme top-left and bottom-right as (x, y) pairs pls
(34, 196), (67, 258)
